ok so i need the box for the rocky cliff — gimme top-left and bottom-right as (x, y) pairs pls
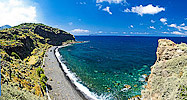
(0, 23), (75, 99)
(141, 39), (187, 100)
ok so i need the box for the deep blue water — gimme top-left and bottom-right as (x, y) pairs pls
(58, 36), (187, 99)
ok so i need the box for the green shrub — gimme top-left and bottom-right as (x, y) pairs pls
(11, 52), (20, 59)
(40, 81), (46, 90)
(36, 67), (44, 77)
(40, 74), (48, 90)
(40, 74), (48, 82)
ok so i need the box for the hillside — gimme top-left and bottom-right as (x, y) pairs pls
(141, 39), (187, 100)
(0, 23), (75, 99)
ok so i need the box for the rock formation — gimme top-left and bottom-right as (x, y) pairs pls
(141, 39), (187, 100)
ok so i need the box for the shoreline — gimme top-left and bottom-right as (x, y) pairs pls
(43, 45), (86, 100)
(54, 45), (88, 100)
(54, 43), (101, 100)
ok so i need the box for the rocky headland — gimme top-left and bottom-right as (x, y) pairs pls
(0, 23), (76, 99)
(141, 39), (187, 100)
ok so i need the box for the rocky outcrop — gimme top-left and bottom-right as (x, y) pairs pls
(4, 36), (35, 59)
(34, 25), (75, 46)
(141, 39), (187, 100)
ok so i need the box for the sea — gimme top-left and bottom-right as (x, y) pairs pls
(56, 36), (187, 100)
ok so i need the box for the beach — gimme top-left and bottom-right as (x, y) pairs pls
(43, 46), (85, 100)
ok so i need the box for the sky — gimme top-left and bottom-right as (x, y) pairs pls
(0, 0), (187, 36)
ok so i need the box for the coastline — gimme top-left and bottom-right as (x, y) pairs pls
(43, 45), (86, 100)
(54, 43), (102, 100)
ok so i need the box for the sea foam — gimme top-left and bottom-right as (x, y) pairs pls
(55, 45), (113, 100)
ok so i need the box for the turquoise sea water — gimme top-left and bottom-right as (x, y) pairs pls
(58, 36), (187, 99)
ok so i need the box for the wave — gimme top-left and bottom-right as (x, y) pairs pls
(55, 45), (113, 100)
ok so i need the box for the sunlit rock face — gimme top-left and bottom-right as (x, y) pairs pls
(141, 39), (187, 100)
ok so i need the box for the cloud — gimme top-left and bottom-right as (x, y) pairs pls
(168, 23), (187, 31)
(160, 18), (167, 25)
(123, 8), (130, 12)
(71, 29), (89, 33)
(79, 2), (86, 5)
(95, 31), (103, 33)
(0, 0), (37, 26)
(168, 24), (177, 28)
(181, 26), (187, 30)
(102, 6), (112, 14)
(123, 4), (165, 16)
(151, 20), (155, 23)
(160, 18), (167, 23)
(171, 31), (184, 35)
(110, 32), (118, 33)
(162, 32), (169, 34)
(123, 32), (127, 34)
(130, 32), (150, 34)
(180, 23), (185, 26)
(96, 0), (126, 4)
(96, 4), (102, 10)
(150, 26), (156, 29)
(130, 25), (134, 28)
(68, 22), (73, 25)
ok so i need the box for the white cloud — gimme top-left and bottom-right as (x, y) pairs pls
(96, 0), (126, 4)
(0, 0), (37, 26)
(160, 18), (167, 23)
(181, 26), (187, 30)
(68, 22), (73, 25)
(130, 32), (150, 34)
(162, 32), (169, 34)
(95, 31), (103, 33)
(80, 2), (86, 5)
(102, 6), (112, 14)
(123, 8), (130, 12)
(168, 23), (187, 31)
(171, 31), (184, 35)
(151, 20), (155, 23)
(96, 4), (102, 10)
(130, 25), (134, 28)
(124, 4), (165, 16)
(150, 26), (156, 29)
(168, 24), (177, 28)
(180, 23), (185, 26)
(123, 32), (127, 34)
(110, 32), (118, 33)
(71, 29), (89, 33)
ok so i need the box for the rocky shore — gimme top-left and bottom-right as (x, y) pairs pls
(43, 45), (85, 100)
(141, 39), (187, 100)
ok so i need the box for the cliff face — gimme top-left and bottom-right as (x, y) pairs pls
(141, 39), (187, 100)
(34, 25), (75, 46)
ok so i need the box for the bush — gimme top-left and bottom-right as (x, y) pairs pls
(40, 81), (46, 90)
(36, 67), (44, 77)
(40, 74), (48, 82)
(40, 74), (48, 90)
(11, 52), (20, 59)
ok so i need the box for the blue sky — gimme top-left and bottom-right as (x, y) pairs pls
(0, 0), (187, 36)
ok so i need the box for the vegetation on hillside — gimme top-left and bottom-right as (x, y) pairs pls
(0, 23), (75, 99)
